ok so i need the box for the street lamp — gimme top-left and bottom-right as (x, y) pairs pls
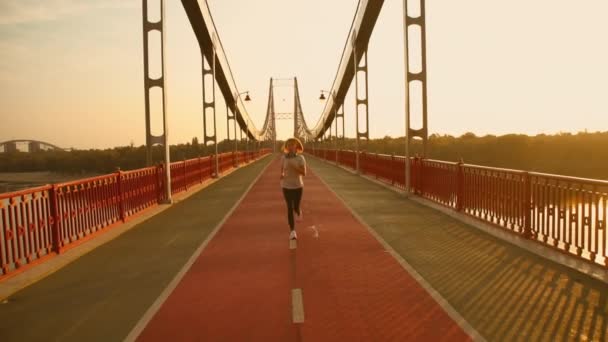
(319, 90), (331, 100)
(318, 90), (339, 155)
(233, 91), (251, 165)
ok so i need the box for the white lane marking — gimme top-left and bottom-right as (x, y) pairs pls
(291, 288), (305, 323)
(289, 240), (297, 250)
(164, 233), (181, 247)
(124, 156), (275, 342)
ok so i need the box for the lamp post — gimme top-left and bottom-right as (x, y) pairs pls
(161, 0), (171, 204)
(233, 91), (251, 165)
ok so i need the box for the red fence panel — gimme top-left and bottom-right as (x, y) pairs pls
(393, 156), (407, 189)
(326, 150), (337, 164)
(122, 166), (161, 217)
(359, 152), (372, 175)
(339, 150), (356, 170)
(54, 174), (121, 252)
(461, 165), (527, 233)
(369, 154), (404, 188)
(419, 160), (458, 208)
(218, 152), (233, 172)
(528, 173), (607, 265)
(184, 157), (211, 189)
(170, 161), (186, 194)
(0, 186), (54, 277)
(235, 151), (243, 166)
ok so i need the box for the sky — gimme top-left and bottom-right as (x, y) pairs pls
(0, 0), (607, 149)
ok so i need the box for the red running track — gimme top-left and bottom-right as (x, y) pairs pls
(136, 156), (471, 341)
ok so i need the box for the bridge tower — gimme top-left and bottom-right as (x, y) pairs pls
(403, 0), (429, 191)
(142, 0), (171, 201)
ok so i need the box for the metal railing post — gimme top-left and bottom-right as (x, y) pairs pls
(117, 169), (126, 221)
(157, 164), (164, 203)
(391, 153), (395, 185)
(49, 185), (61, 253)
(183, 159), (187, 191)
(211, 154), (218, 178)
(456, 160), (464, 211)
(523, 172), (533, 238)
(198, 156), (203, 183)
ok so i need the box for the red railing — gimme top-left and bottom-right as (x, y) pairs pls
(1, 185), (54, 276)
(122, 166), (161, 217)
(54, 174), (122, 251)
(311, 149), (608, 268)
(340, 150), (357, 170)
(460, 164), (527, 233)
(359, 152), (407, 189)
(0, 149), (272, 280)
(218, 152), (234, 172)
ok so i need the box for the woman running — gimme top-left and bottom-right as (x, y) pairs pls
(280, 138), (307, 240)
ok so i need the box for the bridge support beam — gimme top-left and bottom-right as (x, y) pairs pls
(267, 78), (277, 153)
(333, 95), (345, 161)
(292, 77), (314, 142)
(328, 116), (333, 147)
(403, 0), (429, 194)
(226, 103), (237, 165)
(142, 0), (171, 202)
(202, 34), (219, 177)
(353, 32), (370, 174)
(293, 77), (299, 139)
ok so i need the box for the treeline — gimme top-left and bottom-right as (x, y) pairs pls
(2, 132), (607, 180)
(0, 138), (276, 175)
(313, 131), (608, 180)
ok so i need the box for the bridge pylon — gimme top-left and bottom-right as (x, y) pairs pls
(403, 0), (429, 192)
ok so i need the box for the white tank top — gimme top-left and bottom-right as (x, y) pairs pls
(281, 154), (306, 189)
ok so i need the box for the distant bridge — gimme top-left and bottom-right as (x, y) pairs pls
(0, 139), (65, 153)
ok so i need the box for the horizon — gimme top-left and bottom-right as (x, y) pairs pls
(6, 129), (606, 152)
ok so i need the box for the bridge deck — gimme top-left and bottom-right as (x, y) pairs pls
(135, 156), (469, 341)
(0, 155), (606, 341)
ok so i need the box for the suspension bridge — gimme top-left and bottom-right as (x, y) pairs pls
(1, 0), (607, 341)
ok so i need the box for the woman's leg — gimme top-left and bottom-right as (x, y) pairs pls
(282, 188), (295, 231)
(293, 188), (303, 216)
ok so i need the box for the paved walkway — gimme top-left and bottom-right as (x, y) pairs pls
(135, 156), (470, 341)
(308, 157), (608, 342)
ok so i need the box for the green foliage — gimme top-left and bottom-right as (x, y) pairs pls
(313, 131), (608, 180)
(3, 132), (605, 180)
(0, 139), (275, 175)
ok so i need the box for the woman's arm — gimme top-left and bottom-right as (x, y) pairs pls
(280, 156), (285, 179)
